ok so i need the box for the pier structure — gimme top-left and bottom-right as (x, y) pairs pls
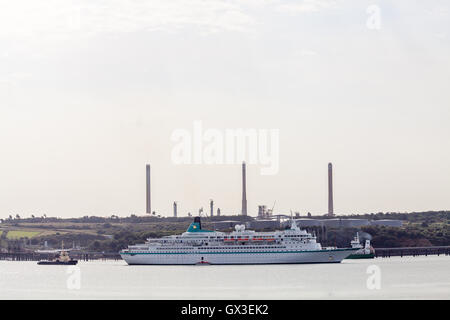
(373, 246), (450, 258)
(0, 251), (122, 261)
(1, 247), (449, 261)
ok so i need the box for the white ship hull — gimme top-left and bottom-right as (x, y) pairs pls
(120, 249), (356, 265)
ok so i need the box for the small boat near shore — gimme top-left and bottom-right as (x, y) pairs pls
(37, 243), (78, 265)
(346, 233), (375, 259)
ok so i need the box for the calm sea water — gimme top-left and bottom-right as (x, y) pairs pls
(0, 256), (449, 299)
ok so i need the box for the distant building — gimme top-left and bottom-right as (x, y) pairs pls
(258, 205), (274, 219)
(258, 205), (267, 218)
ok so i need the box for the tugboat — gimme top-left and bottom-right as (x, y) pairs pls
(346, 232), (375, 259)
(37, 242), (78, 265)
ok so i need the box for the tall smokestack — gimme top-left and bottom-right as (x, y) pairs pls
(210, 199), (214, 217)
(173, 201), (177, 218)
(328, 163), (334, 216)
(146, 164), (151, 214)
(241, 162), (247, 216)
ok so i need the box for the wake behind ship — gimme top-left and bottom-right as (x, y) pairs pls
(120, 217), (357, 265)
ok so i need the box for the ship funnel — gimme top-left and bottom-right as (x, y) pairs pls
(194, 216), (201, 228)
(186, 217), (202, 232)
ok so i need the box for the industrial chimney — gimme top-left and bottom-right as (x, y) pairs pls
(173, 201), (177, 218)
(146, 164), (151, 214)
(241, 162), (248, 216)
(328, 163), (334, 216)
(210, 199), (214, 217)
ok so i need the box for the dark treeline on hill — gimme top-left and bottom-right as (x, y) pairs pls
(0, 214), (254, 224)
(351, 211), (449, 224)
(310, 210), (449, 223)
(315, 224), (448, 248)
(0, 211), (448, 253)
(1, 210), (447, 224)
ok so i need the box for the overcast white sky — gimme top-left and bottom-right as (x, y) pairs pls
(0, 0), (449, 218)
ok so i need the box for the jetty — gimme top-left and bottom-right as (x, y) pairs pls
(0, 251), (122, 261)
(1, 246), (449, 261)
(374, 246), (450, 258)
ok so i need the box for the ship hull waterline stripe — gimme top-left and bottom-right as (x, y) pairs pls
(124, 261), (343, 266)
(120, 248), (358, 255)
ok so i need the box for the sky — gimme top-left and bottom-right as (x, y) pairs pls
(0, 0), (449, 219)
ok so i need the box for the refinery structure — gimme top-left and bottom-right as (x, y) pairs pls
(146, 164), (151, 215)
(143, 162), (402, 230)
(328, 163), (334, 217)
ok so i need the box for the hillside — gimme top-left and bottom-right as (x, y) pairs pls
(0, 211), (448, 252)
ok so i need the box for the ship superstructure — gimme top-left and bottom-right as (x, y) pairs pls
(120, 217), (357, 265)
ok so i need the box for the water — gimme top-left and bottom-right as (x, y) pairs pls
(0, 256), (449, 299)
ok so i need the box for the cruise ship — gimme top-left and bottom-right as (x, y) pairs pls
(120, 217), (358, 265)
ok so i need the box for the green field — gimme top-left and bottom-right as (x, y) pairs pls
(6, 230), (41, 239)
